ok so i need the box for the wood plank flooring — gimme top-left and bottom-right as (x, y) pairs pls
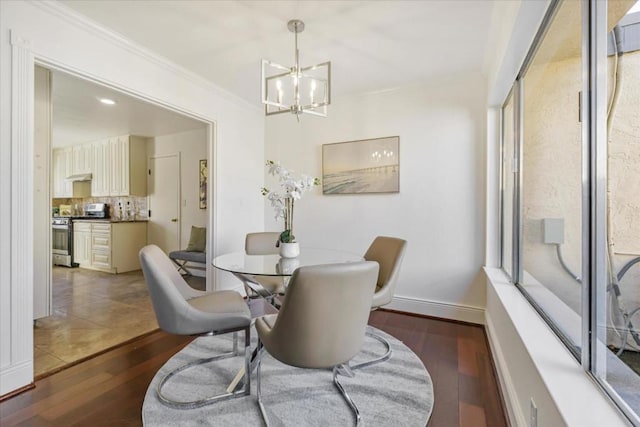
(0, 310), (507, 427)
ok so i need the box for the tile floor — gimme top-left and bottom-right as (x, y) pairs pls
(34, 266), (205, 378)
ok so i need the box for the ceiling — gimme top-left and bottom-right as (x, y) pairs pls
(59, 0), (498, 106)
(51, 69), (206, 147)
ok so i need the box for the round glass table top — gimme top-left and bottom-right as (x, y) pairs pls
(211, 247), (363, 276)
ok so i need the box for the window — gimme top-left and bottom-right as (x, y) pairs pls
(500, 93), (514, 279)
(500, 0), (640, 422)
(599, 0), (640, 416)
(521, 0), (583, 355)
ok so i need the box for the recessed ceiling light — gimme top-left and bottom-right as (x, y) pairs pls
(98, 98), (116, 105)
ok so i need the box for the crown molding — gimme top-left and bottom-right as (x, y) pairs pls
(28, 0), (261, 113)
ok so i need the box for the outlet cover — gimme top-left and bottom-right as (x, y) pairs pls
(530, 398), (538, 427)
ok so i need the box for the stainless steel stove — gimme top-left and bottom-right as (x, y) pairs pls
(52, 216), (76, 267)
(52, 203), (109, 267)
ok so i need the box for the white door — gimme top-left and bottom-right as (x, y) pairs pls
(147, 154), (181, 253)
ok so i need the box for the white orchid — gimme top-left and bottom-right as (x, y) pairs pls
(262, 160), (320, 243)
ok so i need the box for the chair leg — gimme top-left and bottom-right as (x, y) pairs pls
(333, 365), (362, 426)
(232, 331), (238, 355)
(256, 339), (270, 426)
(171, 258), (193, 276)
(351, 330), (392, 370)
(156, 326), (251, 409)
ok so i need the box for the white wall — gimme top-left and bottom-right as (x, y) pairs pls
(149, 128), (208, 249)
(265, 74), (488, 323)
(0, 1), (264, 395)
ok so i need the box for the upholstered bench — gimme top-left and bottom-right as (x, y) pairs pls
(168, 250), (206, 276)
(169, 226), (207, 276)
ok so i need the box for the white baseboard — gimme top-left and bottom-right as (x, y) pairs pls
(386, 295), (485, 324)
(484, 312), (528, 427)
(0, 360), (32, 396)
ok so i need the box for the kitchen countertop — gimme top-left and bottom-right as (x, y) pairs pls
(72, 218), (149, 223)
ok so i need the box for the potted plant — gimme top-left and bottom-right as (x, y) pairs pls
(261, 160), (319, 258)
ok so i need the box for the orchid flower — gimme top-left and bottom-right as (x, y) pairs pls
(262, 160), (320, 243)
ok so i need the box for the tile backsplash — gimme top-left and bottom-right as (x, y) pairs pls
(52, 196), (148, 220)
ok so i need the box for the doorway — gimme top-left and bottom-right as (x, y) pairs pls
(35, 65), (210, 378)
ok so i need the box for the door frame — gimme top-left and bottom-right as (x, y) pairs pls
(147, 152), (182, 253)
(8, 35), (218, 393)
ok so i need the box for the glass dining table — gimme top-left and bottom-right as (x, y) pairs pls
(211, 247), (364, 278)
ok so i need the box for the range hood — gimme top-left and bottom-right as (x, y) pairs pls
(65, 173), (92, 182)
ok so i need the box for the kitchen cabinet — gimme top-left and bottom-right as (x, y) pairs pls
(74, 220), (147, 273)
(72, 143), (92, 174)
(92, 135), (147, 197)
(52, 147), (73, 198)
(73, 222), (91, 266)
(91, 139), (111, 197)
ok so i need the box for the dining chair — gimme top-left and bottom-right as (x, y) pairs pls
(353, 236), (407, 370)
(241, 232), (284, 305)
(139, 245), (252, 409)
(255, 261), (379, 426)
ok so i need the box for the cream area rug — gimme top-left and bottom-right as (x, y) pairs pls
(142, 326), (433, 426)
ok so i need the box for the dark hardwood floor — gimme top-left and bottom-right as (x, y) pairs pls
(0, 310), (507, 427)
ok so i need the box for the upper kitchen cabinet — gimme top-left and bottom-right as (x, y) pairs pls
(91, 138), (111, 197)
(72, 143), (92, 174)
(52, 147), (72, 198)
(92, 135), (147, 197)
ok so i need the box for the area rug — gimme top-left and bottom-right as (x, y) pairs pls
(142, 326), (433, 426)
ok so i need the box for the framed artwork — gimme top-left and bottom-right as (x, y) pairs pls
(199, 159), (207, 209)
(322, 136), (399, 194)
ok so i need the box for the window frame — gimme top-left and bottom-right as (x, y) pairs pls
(498, 0), (640, 423)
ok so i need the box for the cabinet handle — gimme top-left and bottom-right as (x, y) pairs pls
(171, 218), (178, 222)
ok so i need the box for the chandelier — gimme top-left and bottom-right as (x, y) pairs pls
(261, 19), (331, 119)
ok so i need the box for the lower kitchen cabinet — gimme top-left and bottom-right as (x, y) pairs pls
(74, 221), (147, 273)
(73, 222), (91, 266)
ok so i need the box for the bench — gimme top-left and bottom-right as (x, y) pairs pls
(168, 250), (206, 276)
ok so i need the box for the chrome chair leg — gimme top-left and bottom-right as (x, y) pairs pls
(256, 339), (271, 427)
(351, 330), (392, 370)
(333, 365), (362, 426)
(256, 353), (361, 426)
(156, 326), (251, 409)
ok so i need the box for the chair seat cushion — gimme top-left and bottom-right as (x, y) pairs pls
(169, 250), (206, 264)
(187, 291), (251, 332)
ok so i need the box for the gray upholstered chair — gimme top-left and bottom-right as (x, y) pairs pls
(255, 261), (379, 426)
(353, 236), (407, 370)
(239, 232), (284, 304)
(139, 245), (252, 409)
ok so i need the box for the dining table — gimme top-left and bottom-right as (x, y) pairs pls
(211, 247), (364, 278)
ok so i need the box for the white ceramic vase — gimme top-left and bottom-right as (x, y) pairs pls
(279, 242), (300, 258)
(277, 257), (300, 274)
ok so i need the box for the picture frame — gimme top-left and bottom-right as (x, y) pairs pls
(322, 136), (399, 194)
(199, 159), (207, 209)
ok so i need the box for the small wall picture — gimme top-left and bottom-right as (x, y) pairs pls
(322, 136), (399, 194)
(199, 159), (207, 209)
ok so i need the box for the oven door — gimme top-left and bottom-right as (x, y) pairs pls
(52, 224), (70, 255)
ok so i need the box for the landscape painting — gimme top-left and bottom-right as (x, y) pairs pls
(322, 136), (399, 194)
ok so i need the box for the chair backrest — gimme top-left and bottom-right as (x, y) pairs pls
(139, 245), (207, 335)
(364, 236), (407, 309)
(245, 232), (280, 255)
(263, 261), (379, 369)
